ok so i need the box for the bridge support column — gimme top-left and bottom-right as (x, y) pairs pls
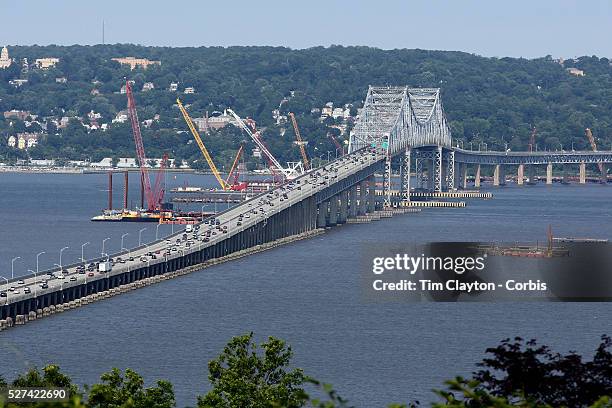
(474, 164), (481, 188)
(517, 164), (524, 185)
(383, 157), (392, 207)
(415, 157), (424, 189)
(348, 185), (358, 218)
(453, 162), (461, 190)
(358, 181), (367, 215)
(528, 165), (536, 184)
(546, 163), (553, 185)
(317, 201), (328, 228)
(367, 176), (376, 212)
(601, 163), (608, 184)
(461, 165), (467, 189)
(401, 147), (411, 202)
(579, 162), (586, 184)
(328, 196), (338, 226)
(493, 165), (501, 187)
(446, 150), (455, 191)
(338, 190), (348, 223)
(434, 146), (442, 192)
(426, 159), (434, 191)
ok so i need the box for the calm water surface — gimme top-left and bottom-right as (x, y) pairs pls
(0, 171), (610, 407)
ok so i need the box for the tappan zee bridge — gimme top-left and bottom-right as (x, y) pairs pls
(1, 86), (611, 326)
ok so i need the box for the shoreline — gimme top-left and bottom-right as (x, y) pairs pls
(0, 166), (276, 176)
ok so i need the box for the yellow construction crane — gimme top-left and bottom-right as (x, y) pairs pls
(176, 98), (227, 190)
(585, 128), (604, 173)
(288, 112), (310, 170)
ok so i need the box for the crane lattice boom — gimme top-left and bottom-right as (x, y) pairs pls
(585, 128), (604, 172)
(176, 98), (228, 190)
(151, 153), (168, 207)
(288, 112), (310, 170)
(225, 144), (244, 187)
(226, 108), (301, 179)
(126, 81), (156, 210)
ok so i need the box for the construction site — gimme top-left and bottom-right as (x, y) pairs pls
(91, 81), (611, 225)
(91, 80), (321, 224)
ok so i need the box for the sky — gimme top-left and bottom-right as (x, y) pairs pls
(1, 0), (611, 59)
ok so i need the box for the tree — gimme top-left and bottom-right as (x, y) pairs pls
(197, 333), (308, 408)
(470, 335), (612, 407)
(87, 368), (175, 408)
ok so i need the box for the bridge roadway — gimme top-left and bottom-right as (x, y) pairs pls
(1, 148), (386, 321)
(453, 148), (612, 165)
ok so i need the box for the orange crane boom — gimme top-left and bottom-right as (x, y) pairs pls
(288, 112), (310, 170)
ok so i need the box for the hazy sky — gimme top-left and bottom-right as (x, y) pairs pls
(2, 0), (611, 58)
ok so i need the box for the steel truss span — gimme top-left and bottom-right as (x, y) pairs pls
(348, 86), (452, 155)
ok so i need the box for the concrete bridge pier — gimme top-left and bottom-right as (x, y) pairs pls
(579, 162), (586, 184)
(474, 164), (481, 188)
(367, 176), (376, 212)
(461, 164), (468, 189)
(328, 196), (338, 226)
(358, 181), (367, 215)
(546, 163), (553, 185)
(348, 185), (358, 218)
(338, 190), (348, 223)
(493, 164), (506, 186)
(453, 162), (462, 190)
(601, 164), (608, 184)
(517, 164), (524, 185)
(317, 201), (328, 228)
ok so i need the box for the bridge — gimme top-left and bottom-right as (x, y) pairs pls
(1, 85), (611, 327)
(349, 86), (611, 204)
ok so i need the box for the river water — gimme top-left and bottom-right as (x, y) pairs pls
(0, 171), (610, 407)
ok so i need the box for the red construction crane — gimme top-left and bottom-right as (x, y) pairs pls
(225, 144), (247, 190)
(126, 80), (165, 210)
(151, 153), (168, 207)
(328, 133), (344, 156)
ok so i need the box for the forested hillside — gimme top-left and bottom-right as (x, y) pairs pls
(0, 45), (610, 167)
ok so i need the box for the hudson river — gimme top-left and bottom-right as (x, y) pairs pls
(0, 171), (610, 406)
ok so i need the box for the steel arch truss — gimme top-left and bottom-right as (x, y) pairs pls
(349, 86), (452, 157)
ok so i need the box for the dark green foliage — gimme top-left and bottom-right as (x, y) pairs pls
(1, 45), (611, 167)
(471, 335), (612, 407)
(197, 333), (308, 408)
(86, 368), (175, 408)
(0, 335), (610, 407)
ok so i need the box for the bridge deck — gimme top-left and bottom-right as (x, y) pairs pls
(1, 149), (386, 309)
